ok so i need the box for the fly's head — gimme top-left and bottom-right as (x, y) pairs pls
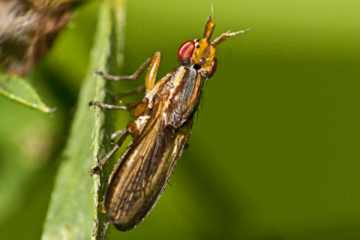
(177, 17), (249, 79)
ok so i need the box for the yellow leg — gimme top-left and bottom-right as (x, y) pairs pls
(144, 51), (161, 92)
(96, 51), (161, 93)
(91, 52), (161, 117)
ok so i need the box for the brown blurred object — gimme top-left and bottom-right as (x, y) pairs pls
(0, 0), (80, 75)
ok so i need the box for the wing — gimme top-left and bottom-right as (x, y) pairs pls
(104, 117), (192, 231)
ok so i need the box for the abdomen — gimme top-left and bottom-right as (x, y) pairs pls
(104, 119), (190, 230)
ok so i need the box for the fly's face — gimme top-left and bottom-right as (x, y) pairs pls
(177, 17), (248, 79)
(177, 18), (217, 78)
(191, 39), (217, 77)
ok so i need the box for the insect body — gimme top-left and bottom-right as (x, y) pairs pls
(91, 17), (247, 231)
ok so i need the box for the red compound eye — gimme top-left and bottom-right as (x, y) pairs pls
(178, 40), (195, 64)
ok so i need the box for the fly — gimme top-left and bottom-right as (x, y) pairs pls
(90, 16), (248, 231)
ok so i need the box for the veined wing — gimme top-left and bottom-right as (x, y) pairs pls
(104, 116), (192, 231)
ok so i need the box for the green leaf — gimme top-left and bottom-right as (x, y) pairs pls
(41, 0), (126, 239)
(0, 74), (54, 113)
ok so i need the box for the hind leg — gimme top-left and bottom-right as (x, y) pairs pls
(91, 129), (129, 175)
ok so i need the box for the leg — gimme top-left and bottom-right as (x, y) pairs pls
(89, 99), (144, 113)
(95, 57), (151, 81)
(144, 51), (161, 92)
(96, 51), (161, 92)
(91, 129), (129, 175)
(89, 101), (128, 111)
(110, 129), (127, 142)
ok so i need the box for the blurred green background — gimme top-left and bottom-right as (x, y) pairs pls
(1, 0), (360, 239)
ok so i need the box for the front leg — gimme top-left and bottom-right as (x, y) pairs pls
(144, 51), (161, 92)
(95, 57), (150, 81)
(96, 51), (161, 93)
(89, 101), (128, 111)
(90, 52), (161, 112)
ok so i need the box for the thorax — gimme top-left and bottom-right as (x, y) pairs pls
(131, 65), (204, 136)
